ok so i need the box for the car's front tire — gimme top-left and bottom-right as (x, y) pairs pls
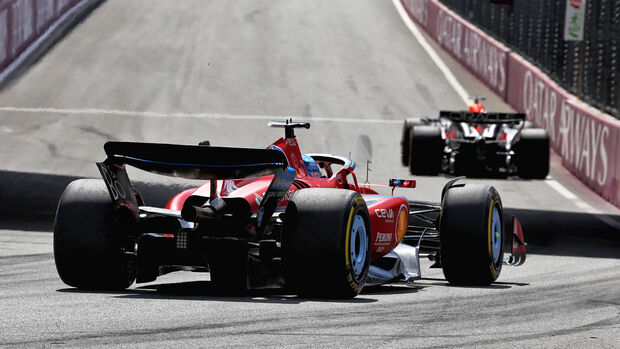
(439, 183), (503, 285)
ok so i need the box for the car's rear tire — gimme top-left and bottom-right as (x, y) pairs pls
(208, 240), (249, 295)
(515, 128), (550, 179)
(401, 118), (424, 166)
(409, 125), (443, 175)
(282, 189), (370, 298)
(440, 183), (503, 285)
(54, 179), (137, 290)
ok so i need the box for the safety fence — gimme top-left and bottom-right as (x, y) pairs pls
(400, 0), (620, 207)
(438, 0), (620, 119)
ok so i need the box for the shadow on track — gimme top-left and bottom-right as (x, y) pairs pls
(361, 283), (425, 295)
(0, 170), (193, 230)
(411, 199), (620, 259)
(54, 277), (527, 301)
(57, 280), (382, 304)
(504, 207), (620, 259)
(414, 277), (529, 289)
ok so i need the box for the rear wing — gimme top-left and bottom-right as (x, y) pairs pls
(96, 142), (290, 221)
(102, 142), (288, 180)
(439, 111), (526, 124)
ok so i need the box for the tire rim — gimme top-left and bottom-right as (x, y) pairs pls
(490, 205), (502, 264)
(350, 215), (368, 278)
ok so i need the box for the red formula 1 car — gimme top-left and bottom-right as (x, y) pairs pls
(54, 121), (526, 298)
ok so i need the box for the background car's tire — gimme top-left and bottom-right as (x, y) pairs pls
(208, 240), (249, 295)
(54, 179), (136, 290)
(515, 128), (550, 179)
(282, 189), (370, 298)
(401, 118), (424, 166)
(439, 183), (503, 285)
(409, 125), (443, 175)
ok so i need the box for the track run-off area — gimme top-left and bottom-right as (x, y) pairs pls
(1, 1), (619, 347)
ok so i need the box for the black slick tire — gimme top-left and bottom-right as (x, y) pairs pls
(282, 189), (371, 298)
(401, 118), (424, 166)
(515, 128), (550, 179)
(54, 179), (136, 290)
(439, 183), (503, 285)
(208, 240), (249, 296)
(409, 125), (443, 175)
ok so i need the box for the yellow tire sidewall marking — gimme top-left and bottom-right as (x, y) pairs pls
(344, 206), (355, 270)
(488, 198), (497, 279)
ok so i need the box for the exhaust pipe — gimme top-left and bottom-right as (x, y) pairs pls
(180, 196), (250, 225)
(181, 204), (218, 222)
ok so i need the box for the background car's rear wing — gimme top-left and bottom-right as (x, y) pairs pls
(103, 142), (289, 180)
(439, 111), (526, 124)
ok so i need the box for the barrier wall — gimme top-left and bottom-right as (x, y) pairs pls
(507, 54), (620, 205)
(402, 0), (510, 99)
(0, 0), (93, 79)
(400, 0), (620, 206)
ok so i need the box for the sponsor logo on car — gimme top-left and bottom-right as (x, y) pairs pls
(375, 208), (394, 219)
(375, 232), (392, 243)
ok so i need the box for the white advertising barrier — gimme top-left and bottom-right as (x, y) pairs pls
(400, 0), (620, 206)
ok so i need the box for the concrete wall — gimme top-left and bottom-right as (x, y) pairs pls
(401, 0), (620, 207)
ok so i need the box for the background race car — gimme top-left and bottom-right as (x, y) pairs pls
(401, 97), (550, 178)
(54, 120), (526, 298)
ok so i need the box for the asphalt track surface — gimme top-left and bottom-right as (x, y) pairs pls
(1, 1), (619, 347)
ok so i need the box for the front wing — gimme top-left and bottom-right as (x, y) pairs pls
(366, 243), (421, 286)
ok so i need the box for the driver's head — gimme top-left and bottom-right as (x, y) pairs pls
(468, 103), (486, 113)
(302, 155), (321, 178)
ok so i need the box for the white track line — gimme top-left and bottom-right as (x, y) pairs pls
(546, 178), (620, 231)
(545, 178), (579, 201)
(392, 0), (470, 106)
(0, 106), (401, 124)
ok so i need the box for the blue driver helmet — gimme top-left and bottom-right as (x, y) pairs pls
(302, 154), (321, 178)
